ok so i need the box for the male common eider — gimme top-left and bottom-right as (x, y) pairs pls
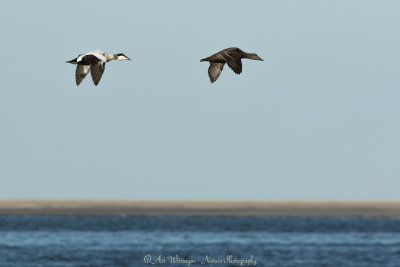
(200, 47), (263, 83)
(66, 50), (131, 86)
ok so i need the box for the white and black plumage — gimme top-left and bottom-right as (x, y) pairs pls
(66, 50), (131, 86)
(200, 47), (263, 83)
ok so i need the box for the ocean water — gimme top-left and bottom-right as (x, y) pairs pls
(0, 216), (400, 266)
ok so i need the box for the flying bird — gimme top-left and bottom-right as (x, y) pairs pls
(66, 50), (131, 86)
(200, 47), (263, 83)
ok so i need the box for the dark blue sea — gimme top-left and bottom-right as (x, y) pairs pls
(1, 215), (400, 266)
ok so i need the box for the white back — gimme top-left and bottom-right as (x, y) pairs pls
(87, 50), (107, 62)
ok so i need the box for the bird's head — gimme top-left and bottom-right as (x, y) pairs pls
(246, 53), (263, 61)
(114, 53), (131, 60)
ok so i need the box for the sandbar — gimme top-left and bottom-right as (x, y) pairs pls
(0, 199), (400, 217)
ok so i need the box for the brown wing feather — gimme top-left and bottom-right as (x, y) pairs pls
(75, 65), (90, 86)
(224, 51), (242, 74)
(208, 62), (224, 83)
(90, 62), (105, 86)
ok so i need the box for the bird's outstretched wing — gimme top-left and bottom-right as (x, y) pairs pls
(90, 62), (105, 86)
(225, 51), (242, 74)
(208, 62), (224, 83)
(75, 65), (91, 85)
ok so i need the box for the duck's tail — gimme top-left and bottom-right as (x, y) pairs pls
(66, 58), (78, 64)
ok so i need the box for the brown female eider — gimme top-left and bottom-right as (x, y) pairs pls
(200, 47), (263, 83)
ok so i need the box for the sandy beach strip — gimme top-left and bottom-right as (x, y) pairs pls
(0, 200), (400, 217)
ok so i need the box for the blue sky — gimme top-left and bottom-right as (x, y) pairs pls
(1, 1), (399, 199)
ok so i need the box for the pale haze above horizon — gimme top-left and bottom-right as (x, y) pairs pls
(1, 1), (399, 200)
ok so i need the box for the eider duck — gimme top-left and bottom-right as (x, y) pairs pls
(200, 47), (263, 83)
(66, 50), (131, 86)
